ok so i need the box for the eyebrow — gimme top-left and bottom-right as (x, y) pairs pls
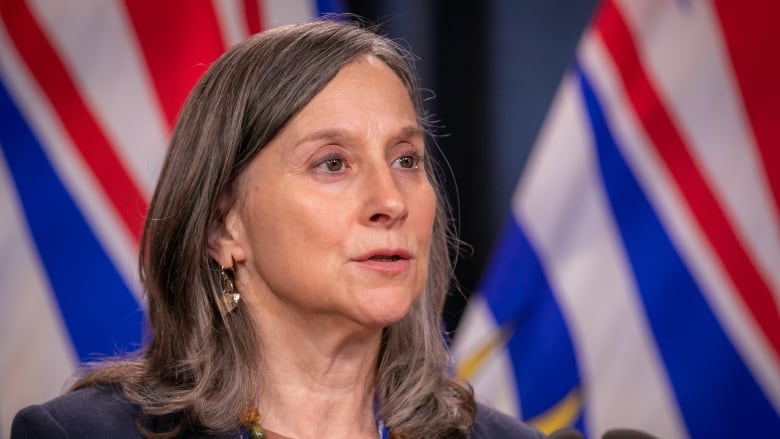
(297, 125), (424, 145)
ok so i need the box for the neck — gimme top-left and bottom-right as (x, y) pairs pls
(249, 300), (384, 438)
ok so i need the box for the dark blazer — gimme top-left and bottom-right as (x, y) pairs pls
(11, 386), (545, 438)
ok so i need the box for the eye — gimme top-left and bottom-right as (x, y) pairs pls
(314, 154), (346, 173)
(392, 152), (422, 169)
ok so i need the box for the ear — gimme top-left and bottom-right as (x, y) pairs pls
(207, 196), (247, 268)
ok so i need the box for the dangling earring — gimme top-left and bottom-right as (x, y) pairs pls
(220, 265), (240, 312)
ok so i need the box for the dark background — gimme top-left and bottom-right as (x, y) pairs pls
(344, 0), (599, 334)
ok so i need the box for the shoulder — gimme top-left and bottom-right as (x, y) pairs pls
(11, 385), (144, 439)
(10, 386), (235, 439)
(470, 403), (546, 439)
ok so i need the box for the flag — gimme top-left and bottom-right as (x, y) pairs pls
(453, 1), (780, 438)
(0, 1), (338, 436)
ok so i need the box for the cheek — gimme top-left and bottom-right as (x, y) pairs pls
(251, 191), (349, 258)
(415, 186), (438, 240)
(411, 186), (438, 282)
(292, 196), (351, 243)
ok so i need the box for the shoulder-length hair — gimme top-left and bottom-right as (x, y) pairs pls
(73, 19), (475, 438)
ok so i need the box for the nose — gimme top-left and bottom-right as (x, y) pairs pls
(363, 166), (409, 227)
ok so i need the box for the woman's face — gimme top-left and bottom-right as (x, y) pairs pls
(213, 56), (436, 331)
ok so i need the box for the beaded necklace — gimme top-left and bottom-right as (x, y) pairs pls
(238, 407), (390, 439)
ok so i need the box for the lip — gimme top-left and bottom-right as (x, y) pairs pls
(354, 248), (413, 262)
(353, 248), (412, 275)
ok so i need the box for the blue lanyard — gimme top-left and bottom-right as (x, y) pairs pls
(375, 399), (390, 439)
(376, 418), (390, 439)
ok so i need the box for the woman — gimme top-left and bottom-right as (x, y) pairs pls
(11, 19), (544, 439)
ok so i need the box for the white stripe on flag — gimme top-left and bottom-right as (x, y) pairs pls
(615, 0), (780, 300)
(512, 72), (688, 439)
(27, 0), (168, 199)
(580, 28), (780, 414)
(0, 153), (77, 439)
(0, 21), (142, 300)
(261, 0), (316, 28)
(213, 0), (251, 47)
(452, 296), (521, 418)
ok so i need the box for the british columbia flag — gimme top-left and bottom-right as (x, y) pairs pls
(453, 1), (780, 438)
(0, 1), (338, 436)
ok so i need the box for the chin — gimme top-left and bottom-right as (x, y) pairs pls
(356, 291), (417, 328)
(369, 311), (410, 328)
(356, 305), (411, 328)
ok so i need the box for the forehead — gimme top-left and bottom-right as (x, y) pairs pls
(311, 55), (410, 102)
(279, 55), (420, 142)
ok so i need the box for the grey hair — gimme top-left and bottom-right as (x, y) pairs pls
(72, 19), (475, 438)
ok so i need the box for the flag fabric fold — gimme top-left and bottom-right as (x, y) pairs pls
(453, 1), (780, 438)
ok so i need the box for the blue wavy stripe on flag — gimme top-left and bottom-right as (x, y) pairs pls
(0, 78), (144, 363)
(316, 0), (344, 15)
(577, 65), (780, 438)
(481, 216), (584, 431)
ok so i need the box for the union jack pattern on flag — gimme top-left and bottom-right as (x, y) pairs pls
(0, 1), (338, 436)
(453, 1), (780, 438)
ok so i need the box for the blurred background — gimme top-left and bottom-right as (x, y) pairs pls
(1, 1), (777, 438)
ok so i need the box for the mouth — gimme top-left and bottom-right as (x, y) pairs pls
(354, 250), (412, 275)
(355, 249), (412, 263)
(369, 255), (403, 262)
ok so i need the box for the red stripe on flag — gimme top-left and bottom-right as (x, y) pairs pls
(713, 0), (780, 223)
(122, 0), (226, 128)
(0, 2), (146, 244)
(244, 0), (263, 35)
(595, 1), (780, 359)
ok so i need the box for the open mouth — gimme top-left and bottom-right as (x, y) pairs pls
(369, 255), (402, 262)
